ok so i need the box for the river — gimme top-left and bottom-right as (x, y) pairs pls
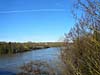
(0, 47), (62, 74)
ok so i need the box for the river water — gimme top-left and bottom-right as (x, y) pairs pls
(0, 47), (62, 74)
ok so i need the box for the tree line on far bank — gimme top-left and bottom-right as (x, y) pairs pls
(0, 42), (64, 55)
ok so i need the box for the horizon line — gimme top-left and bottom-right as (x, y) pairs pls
(0, 41), (63, 43)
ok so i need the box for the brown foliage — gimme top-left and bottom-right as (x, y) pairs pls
(61, 0), (100, 75)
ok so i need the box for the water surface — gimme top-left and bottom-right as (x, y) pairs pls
(0, 47), (61, 73)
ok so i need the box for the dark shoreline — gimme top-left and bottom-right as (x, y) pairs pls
(0, 46), (50, 56)
(15, 46), (50, 53)
(0, 42), (63, 55)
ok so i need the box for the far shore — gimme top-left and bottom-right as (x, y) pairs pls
(0, 42), (64, 55)
(14, 46), (50, 53)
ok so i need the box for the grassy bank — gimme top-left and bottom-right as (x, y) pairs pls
(0, 42), (64, 55)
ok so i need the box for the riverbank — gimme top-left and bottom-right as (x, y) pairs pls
(0, 42), (63, 55)
(0, 42), (50, 55)
(15, 46), (50, 53)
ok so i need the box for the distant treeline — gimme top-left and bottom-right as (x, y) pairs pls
(0, 42), (64, 55)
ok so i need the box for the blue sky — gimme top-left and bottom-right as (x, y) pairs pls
(0, 0), (75, 42)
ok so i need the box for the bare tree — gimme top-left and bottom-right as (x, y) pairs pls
(61, 0), (100, 75)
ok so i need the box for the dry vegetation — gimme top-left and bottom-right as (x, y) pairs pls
(0, 42), (63, 55)
(17, 61), (57, 75)
(61, 0), (100, 75)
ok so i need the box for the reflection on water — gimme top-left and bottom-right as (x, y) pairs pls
(0, 48), (61, 73)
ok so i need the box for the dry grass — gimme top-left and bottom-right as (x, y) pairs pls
(17, 60), (56, 75)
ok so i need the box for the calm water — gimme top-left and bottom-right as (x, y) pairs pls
(0, 47), (62, 73)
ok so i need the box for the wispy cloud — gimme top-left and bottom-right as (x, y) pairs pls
(0, 9), (65, 13)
